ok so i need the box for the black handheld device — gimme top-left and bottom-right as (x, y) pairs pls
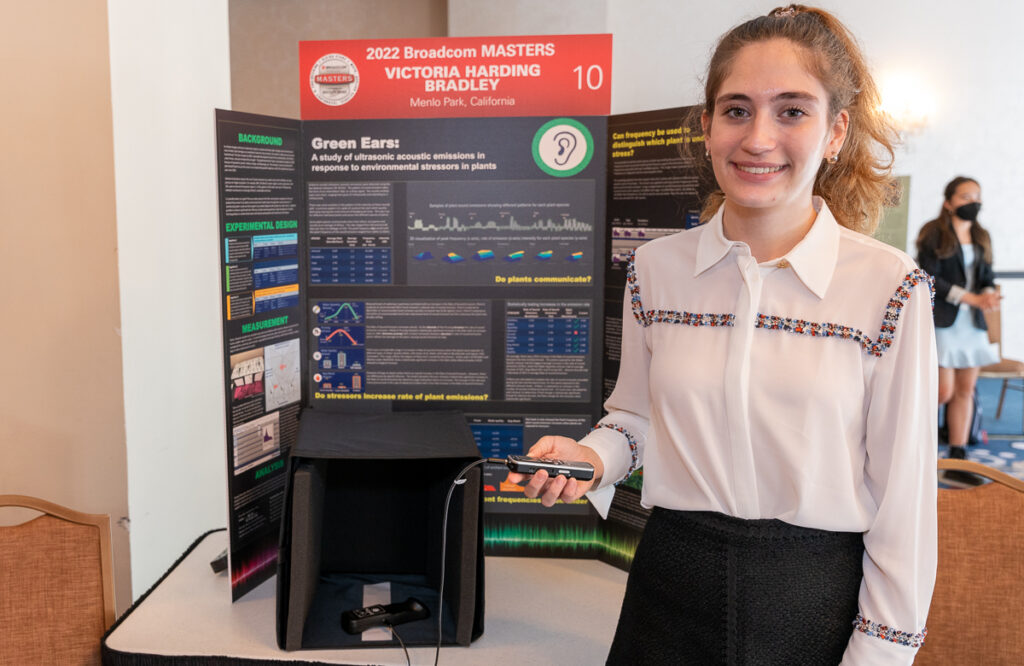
(505, 455), (595, 481)
(340, 597), (431, 635)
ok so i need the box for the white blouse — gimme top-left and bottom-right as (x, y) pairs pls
(583, 199), (937, 665)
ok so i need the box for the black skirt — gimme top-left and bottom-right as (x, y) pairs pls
(607, 508), (864, 666)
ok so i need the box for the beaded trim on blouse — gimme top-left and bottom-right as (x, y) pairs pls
(591, 423), (638, 484)
(852, 613), (927, 648)
(625, 250), (935, 358)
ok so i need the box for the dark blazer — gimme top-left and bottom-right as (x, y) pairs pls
(916, 222), (995, 329)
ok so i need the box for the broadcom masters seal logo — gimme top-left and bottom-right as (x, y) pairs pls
(310, 53), (360, 106)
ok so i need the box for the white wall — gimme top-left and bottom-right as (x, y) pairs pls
(107, 0), (232, 597)
(448, 0), (608, 36)
(452, 0), (1024, 358)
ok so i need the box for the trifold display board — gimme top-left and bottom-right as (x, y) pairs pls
(217, 33), (707, 600)
(218, 111), (304, 599)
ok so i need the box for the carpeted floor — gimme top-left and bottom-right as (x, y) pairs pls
(975, 376), (1024, 436)
(938, 377), (1024, 484)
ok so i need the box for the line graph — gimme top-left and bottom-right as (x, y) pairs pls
(314, 301), (364, 326)
(320, 302), (363, 323)
(313, 324), (365, 348)
(325, 328), (358, 344)
(405, 179), (596, 287)
(408, 213), (593, 233)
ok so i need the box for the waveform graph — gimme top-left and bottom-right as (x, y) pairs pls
(405, 179), (597, 286)
(313, 324), (365, 348)
(313, 300), (364, 325)
(483, 516), (603, 558)
(482, 515), (641, 565)
(229, 535), (280, 596)
(408, 210), (594, 234)
(599, 528), (642, 570)
(485, 521), (602, 554)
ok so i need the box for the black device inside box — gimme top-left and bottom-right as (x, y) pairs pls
(276, 409), (484, 650)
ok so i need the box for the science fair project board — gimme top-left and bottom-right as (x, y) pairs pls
(216, 34), (706, 600)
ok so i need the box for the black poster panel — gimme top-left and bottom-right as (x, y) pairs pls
(216, 110), (307, 599)
(301, 116), (606, 414)
(299, 116), (609, 551)
(596, 107), (710, 569)
(603, 106), (706, 401)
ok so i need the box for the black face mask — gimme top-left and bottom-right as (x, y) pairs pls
(953, 202), (981, 222)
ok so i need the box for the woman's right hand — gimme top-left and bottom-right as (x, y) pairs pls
(505, 435), (605, 507)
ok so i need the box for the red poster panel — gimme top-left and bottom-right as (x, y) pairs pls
(299, 34), (611, 120)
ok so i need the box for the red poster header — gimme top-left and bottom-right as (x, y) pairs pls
(299, 34), (611, 120)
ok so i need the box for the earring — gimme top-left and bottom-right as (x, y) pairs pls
(705, 148), (710, 158)
(827, 154), (839, 164)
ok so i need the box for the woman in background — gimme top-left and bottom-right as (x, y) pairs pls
(916, 176), (1000, 460)
(509, 5), (936, 664)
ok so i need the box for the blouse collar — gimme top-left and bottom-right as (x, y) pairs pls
(694, 196), (840, 300)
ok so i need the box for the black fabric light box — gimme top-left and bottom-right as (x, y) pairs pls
(276, 408), (484, 650)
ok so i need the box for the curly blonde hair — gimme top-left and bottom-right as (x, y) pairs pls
(699, 4), (899, 235)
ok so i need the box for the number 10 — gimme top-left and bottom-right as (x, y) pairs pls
(573, 65), (604, 90)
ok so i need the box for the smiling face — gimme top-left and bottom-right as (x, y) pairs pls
(702, 39), (848, 224)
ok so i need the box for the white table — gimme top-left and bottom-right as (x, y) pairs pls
(104, 530), (628, 665)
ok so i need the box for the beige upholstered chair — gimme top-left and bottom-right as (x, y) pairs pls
(0, 495), (115, 666)
(914, 460), (1024, 665)
(978, 287), (1024, 420)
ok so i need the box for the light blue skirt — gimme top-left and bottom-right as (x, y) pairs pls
(936, 304), (999, 368)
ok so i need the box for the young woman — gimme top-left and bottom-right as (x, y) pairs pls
(508, 5), (936, 665)
(916, 177), (999, 460)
